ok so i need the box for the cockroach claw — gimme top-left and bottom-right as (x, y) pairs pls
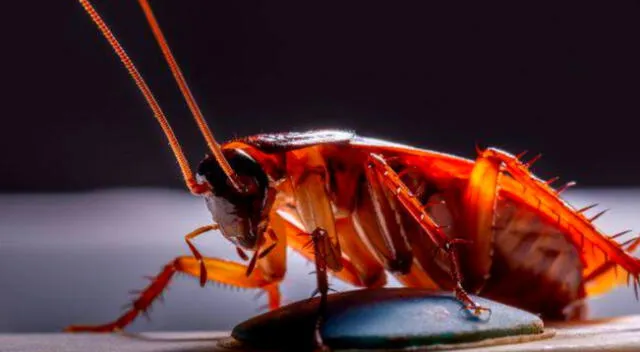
(460, 303), (493, 321)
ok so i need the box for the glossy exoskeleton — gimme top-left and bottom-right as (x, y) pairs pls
(69, 1), (640, 349)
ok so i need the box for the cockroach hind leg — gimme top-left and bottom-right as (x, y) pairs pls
(367, 152), (496, 321)
(453, 281), (492, 322)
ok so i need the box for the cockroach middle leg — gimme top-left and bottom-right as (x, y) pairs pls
(288, 150), (343, 273)
(366, 154), (490, 317)
(301, 227), (334, 352)
(65, 256), (280, 333)
(277, 207), (385, 288)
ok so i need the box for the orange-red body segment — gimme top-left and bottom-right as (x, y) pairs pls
(224, 130), (640, 320)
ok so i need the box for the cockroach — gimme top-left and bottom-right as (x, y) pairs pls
(69, 0), (640, 349)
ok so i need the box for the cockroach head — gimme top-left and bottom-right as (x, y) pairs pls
(197, 149), (270, 250)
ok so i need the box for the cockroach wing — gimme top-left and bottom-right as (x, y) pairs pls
(237, 130), (355, 153)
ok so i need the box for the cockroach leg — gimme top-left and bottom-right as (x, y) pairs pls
(360, 154), (415, 274)
(307, 227), (333, 352)
(366, 154), (448, 248)
(366, 154), (490, 318)
(446, 241), (491, 319)
(288, 149), (343, 272)
(184, 224), (220, 287)
(266, 228), (278, 242)
(276, 207), (386, 288)
(64, 256), (280, 333)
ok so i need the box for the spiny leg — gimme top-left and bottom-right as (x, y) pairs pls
(360, 160), (446, 288)
(287, 148), (343, 272)
(301, 228), (334, 352)
(184, 224), (219, 287)
(65, 256), (280, 332)
(444, 240), (489, 317)
(276, 206), (386, 288)
(366, 153), (490, 317)
(358, 152), (415, 274)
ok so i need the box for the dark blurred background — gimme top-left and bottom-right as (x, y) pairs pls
(3, 1), (640, 191)
(3, 0), (640, 334)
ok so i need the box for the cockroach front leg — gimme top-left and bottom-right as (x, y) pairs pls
(184, 224), (219, 287)
(366, 154), (491, 318)
(65, 256), (280, 333)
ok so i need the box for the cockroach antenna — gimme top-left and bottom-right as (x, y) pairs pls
(78, 0), (244, 194)
(136, 0), (245, 193)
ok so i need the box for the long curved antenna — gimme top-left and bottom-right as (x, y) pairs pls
(78, 0), (208, 195)
(137, 0), (244, 193)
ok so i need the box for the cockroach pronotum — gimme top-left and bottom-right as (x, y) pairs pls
(69, 0), (640, 349)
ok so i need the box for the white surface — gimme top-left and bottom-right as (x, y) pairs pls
(1, 189), (640, 333)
